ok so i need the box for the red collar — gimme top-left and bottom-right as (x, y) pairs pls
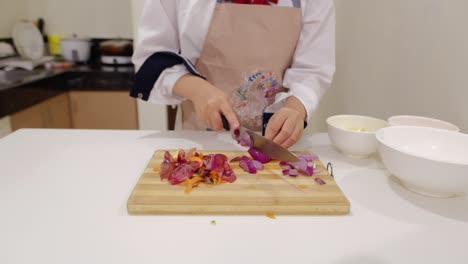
(230, 0), (279, 5)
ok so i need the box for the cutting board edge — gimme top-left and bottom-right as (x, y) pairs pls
(127, 203), (351, 215)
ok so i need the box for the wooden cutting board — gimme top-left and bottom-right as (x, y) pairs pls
(127, 150), (350, 215)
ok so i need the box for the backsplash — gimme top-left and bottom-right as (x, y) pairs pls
(0, 0), (132, 38)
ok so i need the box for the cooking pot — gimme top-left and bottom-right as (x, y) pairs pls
(60, 37), (91, 62)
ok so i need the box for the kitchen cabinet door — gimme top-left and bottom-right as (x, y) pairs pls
(69, 91), (138, 129)
(44, 93), (72, 128)
(10, 93), (72, 130)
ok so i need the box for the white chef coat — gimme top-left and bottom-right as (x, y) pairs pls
(132, 0), (335, 122)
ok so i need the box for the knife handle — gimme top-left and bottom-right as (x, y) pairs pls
(221, 115), (230, 131)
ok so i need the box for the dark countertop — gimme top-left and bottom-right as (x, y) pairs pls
(0, 64), (135, 119)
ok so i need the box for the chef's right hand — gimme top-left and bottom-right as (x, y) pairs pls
(173, 74), (240, 131)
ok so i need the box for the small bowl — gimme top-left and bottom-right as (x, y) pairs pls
(327, 115), (388, 158)
(388, 115), (459, 132)
(377, 126), (468, 198)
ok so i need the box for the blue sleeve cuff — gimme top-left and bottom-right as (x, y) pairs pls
(130, 51), (205, 101)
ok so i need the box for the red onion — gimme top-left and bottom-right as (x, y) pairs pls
(211, 154), (228, 172)
(239, 156), (257, 174)
(169, 163), (194, 184)
(251, 160), (264, 170)
(297, 154), (319, 162)
(315, 177), (326, 185)
(288, 169), (299, 177)
(177, 149), (186, 163)
(160, 150), (237, 192)
(248, 147), (271, 164)
(237, 130), (253, 147)
(280, 154), (318, 177)
(238, 156), (265, 174)
(220, 162), (236, 183)
(160, 161), (174, 180)
(160, 151), (176, 180)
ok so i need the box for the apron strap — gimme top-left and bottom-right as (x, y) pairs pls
(217, 0), (301, 8)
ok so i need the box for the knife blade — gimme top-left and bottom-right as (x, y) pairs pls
(221, 115), (299, 162)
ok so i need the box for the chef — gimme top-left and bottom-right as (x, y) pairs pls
(131, 0), (335, 148)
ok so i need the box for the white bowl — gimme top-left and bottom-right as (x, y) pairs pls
(327, 115), (388, 158)
(388, 115), (459, 132)
(376, 126), (468, 198)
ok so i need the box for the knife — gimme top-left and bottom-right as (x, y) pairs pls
(221, 115), (299, 162)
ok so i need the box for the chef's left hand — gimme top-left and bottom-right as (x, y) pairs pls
(264, 96), (307, 148)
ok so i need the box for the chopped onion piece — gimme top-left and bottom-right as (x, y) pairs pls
(248, 147), (271, 163)
(238, 156), (265, 174)
(169, 163), (194, 185)
(239, 157), (257, 174)
(288, 169), (299, 177)
(159, 149), (237, 192)
(315, 177), (326, 185)
(297, 154), (319, 162)
(280, 154), (321, 177)
(251, 160), (264, 170)
(237, 130), (253, 147)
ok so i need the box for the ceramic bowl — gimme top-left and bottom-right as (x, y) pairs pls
(376, 126), (468, 197)
(327, 115), (388, 158)
(388, 115), (459, 132)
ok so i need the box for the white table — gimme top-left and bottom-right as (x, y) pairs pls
(1, 129), (467, 264)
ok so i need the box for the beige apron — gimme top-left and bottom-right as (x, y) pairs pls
(180, 1), (302, 131)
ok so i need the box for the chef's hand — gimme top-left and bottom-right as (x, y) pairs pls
(265, 96), (306, 148)
(173, 74), (240, 131)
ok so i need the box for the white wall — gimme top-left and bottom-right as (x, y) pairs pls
(0, 0), (27, 38)
(25, 0), (132, 38)
(310, 0), (468, 133)
(131, 0), (168, 131)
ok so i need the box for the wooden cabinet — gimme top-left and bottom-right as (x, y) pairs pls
(69, 91), (138, 129)
(10, 93), (72, 130)
(9, 91), (138, 131)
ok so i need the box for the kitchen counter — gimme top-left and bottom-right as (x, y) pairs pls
(1, 129), (467, 264)
(0, 64), (134, 118)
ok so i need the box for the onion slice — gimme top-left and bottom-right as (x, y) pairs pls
(236, 130), (253, 147)
(248, 147), (271, 163)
